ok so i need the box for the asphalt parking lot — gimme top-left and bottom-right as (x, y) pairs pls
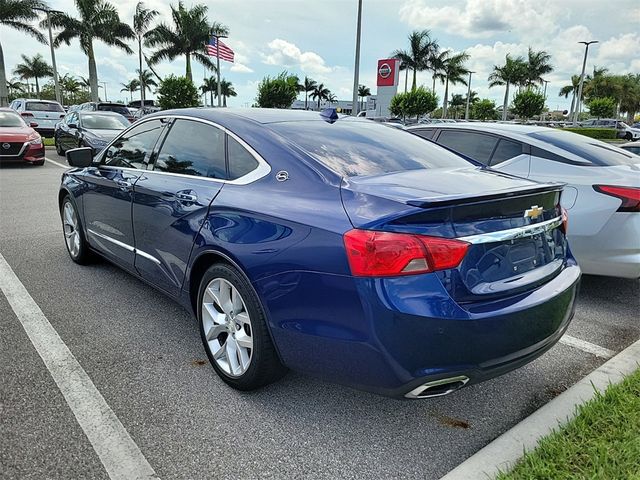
(1, 155), (639, 480)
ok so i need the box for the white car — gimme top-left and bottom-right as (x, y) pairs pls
(9, 98), (66, 138)
(619, 141), (640, 156)
(407, 123), (640, 278)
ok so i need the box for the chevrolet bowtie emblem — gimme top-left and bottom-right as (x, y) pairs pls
(524, 205), (544, 220)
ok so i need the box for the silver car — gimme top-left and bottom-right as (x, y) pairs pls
(9, 98), (65, 138)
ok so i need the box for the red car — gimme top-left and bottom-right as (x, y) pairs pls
(0, 108), (45, 166)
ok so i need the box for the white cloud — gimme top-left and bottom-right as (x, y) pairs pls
(596, 33), (640, 65)
(262, 39), (332, 74)
(230, 63), (254, 73)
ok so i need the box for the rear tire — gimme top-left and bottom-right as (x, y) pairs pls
(60, 195), (92, 265)
(625, 132), (633, 140)
(198, 263), (286, 391)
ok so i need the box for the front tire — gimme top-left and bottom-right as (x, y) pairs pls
(55, 138), (65, 156)
(198, 263), (286, 391)
(60, 196), (92, 265)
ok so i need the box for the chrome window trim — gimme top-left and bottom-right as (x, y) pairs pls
(87, 229), (161, 264)
(0, 142), (29, 158)
(95, 114), (271, 185)
(458, 216), (563, 245)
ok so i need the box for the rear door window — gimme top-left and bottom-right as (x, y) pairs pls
(436, 130), (498, 165)
(154, 119), (226, 179)
(102, 119), (165, 169)
(490, 139), (524, 166)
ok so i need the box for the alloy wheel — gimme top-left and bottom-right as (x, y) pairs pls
(62, 200), (81, 258)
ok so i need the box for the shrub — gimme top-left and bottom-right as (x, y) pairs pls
(472, 99), (498, 120)
(512, 89), (545, 120)
(157, 75), (200, 109)
(562, 128), (617, 140)
(389, 87), (438, 120)
(256, 72), (300, 108)
(587, 97), (617, 119)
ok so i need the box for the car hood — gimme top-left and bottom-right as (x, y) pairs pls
(0, 126), (34, 140)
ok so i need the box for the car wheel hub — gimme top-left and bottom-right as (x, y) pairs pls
(63, 201), (80, 258)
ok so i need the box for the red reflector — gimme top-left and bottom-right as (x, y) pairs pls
(343, 229), (469, 277)
(594, 185), (640, 212)
(21, 112), (34, 117)
(561, 206), (568, 234)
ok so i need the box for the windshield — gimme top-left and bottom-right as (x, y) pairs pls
(530, 130), (638, 166)
(270, 119), (473, 177)
(25, 102), (64, 112)
(97, 104), (130, 115)
(81, 114), (129, 130)
(0, 111), (26, 127)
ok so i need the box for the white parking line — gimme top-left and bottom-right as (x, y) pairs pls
(560, 334), (616, 359)
(45, 157), (69, 169)
(0, 253), (159, 480)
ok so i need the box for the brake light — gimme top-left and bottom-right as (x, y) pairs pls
(343, 229), (469, 277)
(593, 185), (640, 212)
(21, 112), (34, 117)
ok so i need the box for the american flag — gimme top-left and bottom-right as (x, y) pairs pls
(206, 37), (235, 63)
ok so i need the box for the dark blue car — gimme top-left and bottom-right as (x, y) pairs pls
(59, 108), (580, 399)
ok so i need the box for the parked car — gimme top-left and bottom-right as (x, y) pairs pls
(59, 108), (580, 398)
(408, 123), (639, 278)
(618, 141), (640, 156)
(132, 106), (161, 121)
(579, 118), (640, 141)
(77, 102), (135, 122)
(9, 98), (66, 137)
(55, 111), (130, 155)
(0, 108), (45, 165)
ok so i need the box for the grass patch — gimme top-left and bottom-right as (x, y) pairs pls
(43, 137), (55, 147)
(497, 368), (640, 480)
(562, 127), (617, 140)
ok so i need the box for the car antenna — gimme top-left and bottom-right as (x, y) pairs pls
(320, 108), (339, 123)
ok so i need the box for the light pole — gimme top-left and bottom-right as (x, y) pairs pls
(34, 7), (63, 105)
(211, 33), (227, 107)
(542, 79), (549, 120)
(573, 40), (598, 125)
(351, 0), (363, 116)
(99, 82), (108, 101)
(464, 71), (475, 120)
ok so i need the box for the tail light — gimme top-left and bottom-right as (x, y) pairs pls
(343, 229), (469, 277)
(21, 112), (34, 117)
(561, 206), (569, 234)
(593, 185), (640, 212)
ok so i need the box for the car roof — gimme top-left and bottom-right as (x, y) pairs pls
(78, 110), (124, 116)
(407, 121), (550, 136)
(152, 107), (354, 125)
(15, 98), (62, 104)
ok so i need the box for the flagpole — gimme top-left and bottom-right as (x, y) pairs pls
(216, 37), (222, 107)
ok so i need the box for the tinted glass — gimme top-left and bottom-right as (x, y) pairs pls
(81, 114), (129, 130)
(0, 111), (26, 127)
(228, 136), (259, 180)
(102, 119), (165, 169)
(490, 139), (523, 165)
(437, 130), (498, 165)
(622, 145), (640, 155)
(269, 120), (471, 177)
(412, 128), (436, 140)
(97, 104), (130, 115)
(155, 120), (226, 178)
(66, 112), (78, 125)
(25, 102), (64, 112)
(529, 130), (638, 166)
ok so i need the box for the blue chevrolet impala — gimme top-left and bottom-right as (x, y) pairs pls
(59, 108), (580, 398)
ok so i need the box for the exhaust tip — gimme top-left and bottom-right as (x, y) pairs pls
(405, 375), (469, 399)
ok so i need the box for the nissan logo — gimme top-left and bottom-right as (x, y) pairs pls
(378, 63), (392, 79)
(2, 143), (10, 150)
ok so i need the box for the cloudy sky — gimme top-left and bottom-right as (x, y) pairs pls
(5, 0), (640, 109)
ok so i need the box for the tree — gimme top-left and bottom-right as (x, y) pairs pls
(525, 48), (553, 87)
(157, 75), (199, 109)
(120, 79), (140, 103)
(310, 83), (331, 109)
(59, 74), (81, 105)
(219, 79), (236, 107)
(464, 90), (479, 106)
(146, 2), (226, 82)
(132, 2), (158, 104)
(448, 94), (465, 119)
(0, 0), (47, 106)
(47, 0), (134, 102)
(389, 87), (438, 121)
(303, 76), (317, 110)
(559, 75), (581, 119)
(488, 54), (527, 120)
(436, 52), (469, 118)
(13, 54), (53, 98)
(256, 72), (299, 108)
(357, 84), (370, 111)
(587, 97), (617, 119)
(512, 89), (545, 120)
(471, 99), (498, 120)
(392, 30), (438, 91)
(136, 69), (157, 96)
(200, 76), (217, 106)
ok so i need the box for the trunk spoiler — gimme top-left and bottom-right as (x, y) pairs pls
(406, 183), (565, 209)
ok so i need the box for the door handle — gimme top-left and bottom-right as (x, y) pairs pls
(176, 192), (197, 202)
(116, 179), (133, 191)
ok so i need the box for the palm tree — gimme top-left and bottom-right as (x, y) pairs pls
(219, 79), (236, 107)
(449, 94), (466, 119)
(303, 76), (317, 110)
(59, 74), (81, 105)
(525, 48), (553, 87)
(0, 0), (47, 106)
(327, 93), (338, 104)
(436, 52), (469, 118)
(6, 78), (26, 96)
(464, 90), (479, 106)
(13, 54), (53, 99)
(47, 0), (134, 102)
(78, 75), (91, 93)
(136, 69), (157, 97)
(133, 2), (158, 104)
(120, 79), (140, 103)
(201, 76), (217, 106)
(310, 83), (330, 109)
(392, 30), (438, 91)
(559, 75), (581, 119)
(429, 50), (448, 94)
(488, 54), (527, 120)
(358, 84), (371, 111)
(146, 2), (227, 82)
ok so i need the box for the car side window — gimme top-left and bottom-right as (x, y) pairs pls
(102, 119), (165, 169)
(154, 119), (226, 179)
(227, 135), (259, 180)
(490, 139), (524, 166)
(412, 128), (436, 140)
(436, 130), (498, 165)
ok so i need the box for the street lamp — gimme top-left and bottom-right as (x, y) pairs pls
(211, 33), (227, 107)
(351, 0), (363, 116)
(542, 79), (549, 120)
(573, 40), (598, 125)
(464, 71), (475, 120)
(34, 7), (64, 105)
(99, 82), (108, 101)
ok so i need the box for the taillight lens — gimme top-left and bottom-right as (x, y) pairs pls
(21, 112), (34, 117)
(343, 229), (469, 277)
(593, 185), (640, 212)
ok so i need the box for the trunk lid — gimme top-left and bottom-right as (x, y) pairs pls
(341, 167), (568, 301)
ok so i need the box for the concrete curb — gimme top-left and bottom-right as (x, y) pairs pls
(440, 338), (640, 480)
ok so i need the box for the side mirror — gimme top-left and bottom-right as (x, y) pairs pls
(66, 147), (94, 168)
(68, 122), (78, 129)
(29, 122), (38, 128)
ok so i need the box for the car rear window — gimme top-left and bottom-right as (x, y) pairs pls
(270, 119), (472, 177)
(98, 105), (130, 115)
(25, 102), (64, 112)
(529, 130), (638, 166)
